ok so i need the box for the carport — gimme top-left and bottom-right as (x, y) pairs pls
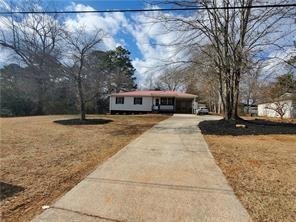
(175, 98), (196, 113)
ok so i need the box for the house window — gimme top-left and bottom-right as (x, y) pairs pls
(161, 98), (167, 105)
(134, 97), (143, 105)
(115, 97), (124, 104)
(167, 98), (174, 105)
(161, 97), (174, 105)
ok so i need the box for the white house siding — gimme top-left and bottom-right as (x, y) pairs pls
(110, 96), (153, 112)
(258, 100), (295, 118)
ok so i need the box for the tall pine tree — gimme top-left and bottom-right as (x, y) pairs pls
(105, 46), (137, 93)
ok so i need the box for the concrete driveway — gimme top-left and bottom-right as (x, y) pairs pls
(33, 114), (251, 222)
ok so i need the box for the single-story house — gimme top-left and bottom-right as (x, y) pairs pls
(109, 90), (198, 114)
(257, 93), (296, 118)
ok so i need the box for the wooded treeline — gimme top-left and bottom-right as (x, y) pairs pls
(0, 47), (137, 117)
(0, 3), (136, 118)
(153, 58), (295, 114)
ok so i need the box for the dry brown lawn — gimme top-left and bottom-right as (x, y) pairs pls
(200, 119), (296, 222)
(0, 114), (168, 222)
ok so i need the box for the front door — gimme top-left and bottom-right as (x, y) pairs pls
(155, 98), (159, 106)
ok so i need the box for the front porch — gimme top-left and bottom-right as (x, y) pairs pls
(152, 97), (196, 114)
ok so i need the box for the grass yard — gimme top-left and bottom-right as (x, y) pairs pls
(199, 118), (296, 222)
(0, 114), (168, 222)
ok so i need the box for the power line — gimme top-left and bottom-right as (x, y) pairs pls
(0, 3), (295, 15)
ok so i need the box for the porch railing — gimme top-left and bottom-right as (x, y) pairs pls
(152, 105), (174, 111)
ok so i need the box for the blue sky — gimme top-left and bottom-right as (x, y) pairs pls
(44, 0), (184, 64)
(0, 0), (188, 86)
(47, 0), (145, 11)
(0, 0), (295, 85)
(50, 0), (152, 61)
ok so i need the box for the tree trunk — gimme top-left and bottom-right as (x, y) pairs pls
(35, 77), (46, 115)
(80, 99), (86, 121)
(231, 84), (240, 120)
(77, 75), (86, 121)
(36, 99), (44, 115)
(224, 80), (233, 120)
(221, 71), (241, 121)
(230, 72), (240, 120)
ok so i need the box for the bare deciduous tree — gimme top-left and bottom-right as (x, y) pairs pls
(266, 101), (289, 119)
(185, 49), (222, 113)
(0, 1), (137, 117)
(154, 0), (295, 120)
(240, 62), (262, 112)
(63, 28), (105, 121)
(0, 2), (63, 114)
(155, 67), (185, 90)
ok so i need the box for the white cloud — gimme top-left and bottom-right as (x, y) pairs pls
(64, 4), (189, 87)
(127, 11), (190, 87)
(64, 3), (128, 50)
(0, 48), (10, 66)
(1, 1), (295, 87)
(0, 2), (188, 86)
(261, 47), (296, 79)
(0, 48), (19, 67)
